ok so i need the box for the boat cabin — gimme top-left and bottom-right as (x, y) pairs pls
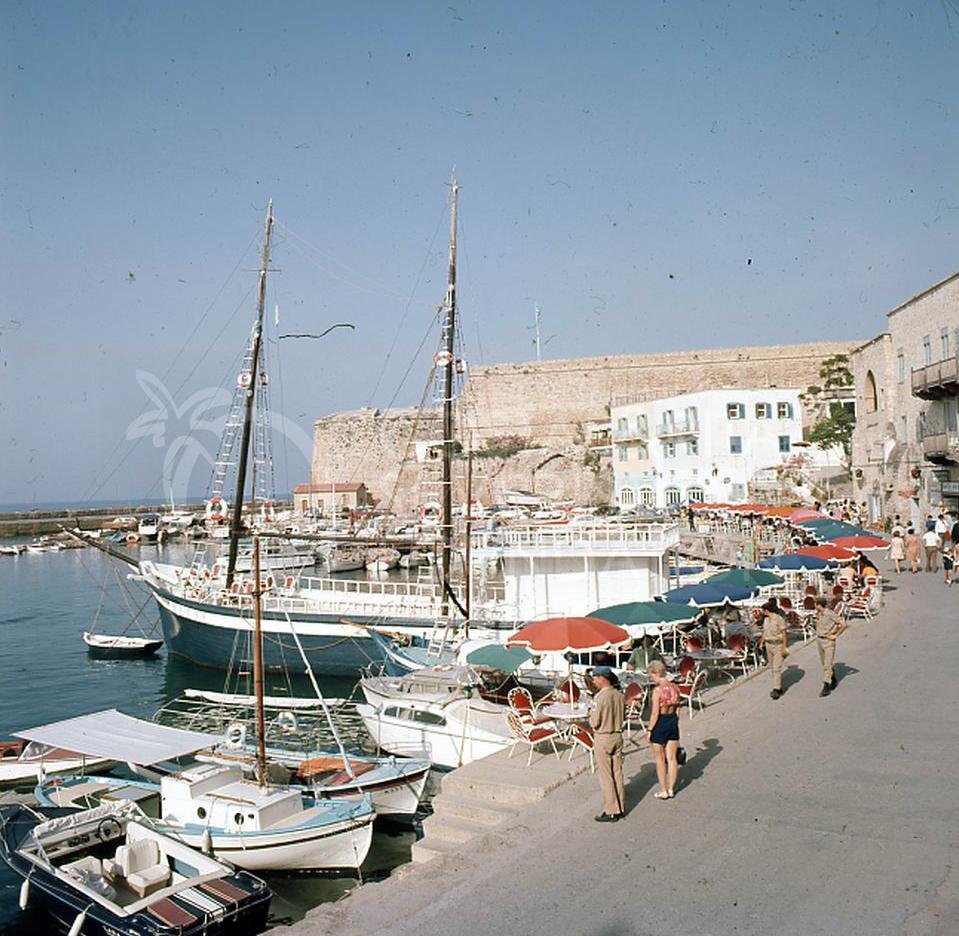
(161, 764), (307, 832)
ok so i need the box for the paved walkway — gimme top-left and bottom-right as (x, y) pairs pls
(291, 560), (958, 936)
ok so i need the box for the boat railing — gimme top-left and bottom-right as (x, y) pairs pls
(298, 574), (443, 599)
(470, 522), (680, 552)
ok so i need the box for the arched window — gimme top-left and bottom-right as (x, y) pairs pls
(619, 487), (635, 508)
(664, 487), (681, 506)
(686, 487), (704, 504)
(638, 487), (654, 507)
(864, 370), (878, 414)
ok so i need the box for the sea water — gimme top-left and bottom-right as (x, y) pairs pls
(0, 542), (417, 932)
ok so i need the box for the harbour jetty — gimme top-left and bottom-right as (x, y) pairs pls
(286, 556), (956, 936)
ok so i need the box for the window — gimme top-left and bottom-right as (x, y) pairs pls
(755, 402), (771, 419)
(778, 435), (791, 453)
(897, 348), (905, 384)
(923, 334), (932, 365)
(686, 439), (698, 456)
(730, 483), (746, 500)
(686, 487), (704, 503)
(685, 406), (698, 428)
(617, 446), (627, 462)
(864, 371), (878, 414)
(639, 487), (654, 507)
(917, 410), (927, 442)
(664, 442), (676, 458)
(729, 436), (742, 454)
(637, 413), (648, 435)
(900, 415), (907, 441)
(777, 401), (794, 419)
(664, 487), (681, 506)
(727, 402), (745, 420)
(619, 487), (635, 508)
(636, 443), (648, 460)
(942, 327), (951, 360)
(617, 417), (628, 431)
(662, 409), (674, 431)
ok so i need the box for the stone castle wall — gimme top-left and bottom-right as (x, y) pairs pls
(310, 340), (861, 511)
(459, 341), (859, 447)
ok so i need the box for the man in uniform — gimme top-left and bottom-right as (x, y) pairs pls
(588, 666), (626, 822)
(815, 595), (847, 696)
(758, 597), (788, 700)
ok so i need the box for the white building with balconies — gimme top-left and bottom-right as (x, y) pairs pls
(611, 389), (805, 509)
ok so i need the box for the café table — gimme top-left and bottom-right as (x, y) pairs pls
(686, 648), (740, 683)
(540, 701), (592, 739)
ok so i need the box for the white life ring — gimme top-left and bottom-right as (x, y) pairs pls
(205, 496), (229, 523)
(237, 371), (252, 388)
(225, 723), (246, 750)
(433, 350), (454, 367)
(277, 711), (297, 732)
(419, 501), (443, 524)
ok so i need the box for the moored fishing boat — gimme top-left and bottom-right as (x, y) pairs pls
(0, 738), (116, 790)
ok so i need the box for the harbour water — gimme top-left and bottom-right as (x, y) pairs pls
(0, 541), (419, 932)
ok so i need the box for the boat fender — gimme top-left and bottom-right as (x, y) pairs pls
(18, 878), (29, 910)
(225, 723), (246, 750)
(201, 828), (213, 856)
(67, 907), (90, 936)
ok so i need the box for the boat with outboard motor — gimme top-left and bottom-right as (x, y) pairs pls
(0, 800), (272, 935)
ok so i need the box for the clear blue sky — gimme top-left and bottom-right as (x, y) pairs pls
(2, 1), (957, 506)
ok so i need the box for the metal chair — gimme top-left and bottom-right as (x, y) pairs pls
(506, 711), (561, 766)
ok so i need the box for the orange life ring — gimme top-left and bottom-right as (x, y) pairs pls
(433, 351), (454, 367)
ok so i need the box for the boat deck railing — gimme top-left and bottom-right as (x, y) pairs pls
(471, 522), (680, 553)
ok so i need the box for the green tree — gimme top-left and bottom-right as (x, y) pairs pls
(800, 354), (855, 471)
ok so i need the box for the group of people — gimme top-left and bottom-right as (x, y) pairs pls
(587, 660), (681, 822)
(586, 590), (849, 822)
(887, 512), (958, 583)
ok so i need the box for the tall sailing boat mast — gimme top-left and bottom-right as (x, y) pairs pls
(226, 200), (274, 588)
(439, 178), (458, 617)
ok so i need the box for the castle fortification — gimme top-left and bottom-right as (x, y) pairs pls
(310, 340), (861, 512)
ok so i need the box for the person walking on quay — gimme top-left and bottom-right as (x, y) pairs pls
(588, 666), (625, 822)
(923, 526), (942, 573)
(889, 529), (906, 574)
(943, 540), (957, 586)
(759, 597), (788, 700)
(645, 660), (682, 800)
(905, 528), (922, 574)
(814, 595), (846, 696)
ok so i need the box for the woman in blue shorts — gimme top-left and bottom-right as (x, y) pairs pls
(646, 660), (681, 799)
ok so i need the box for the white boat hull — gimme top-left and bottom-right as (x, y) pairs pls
(175, 813), (374, 871)
(356, 699), (511, 769)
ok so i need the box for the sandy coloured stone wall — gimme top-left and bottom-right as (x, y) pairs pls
(309, 340), (861, 511)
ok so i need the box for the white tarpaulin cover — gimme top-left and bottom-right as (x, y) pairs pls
(15, 709), (224, 764)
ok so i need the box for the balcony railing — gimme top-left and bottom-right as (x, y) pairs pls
(912, 353), (959, 399)
(612, 426), (648, 442)
(921, 430), (959, 465)
(657, 419), (699, 437)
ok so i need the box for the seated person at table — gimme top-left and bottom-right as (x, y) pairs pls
(624, 636), (663, 674)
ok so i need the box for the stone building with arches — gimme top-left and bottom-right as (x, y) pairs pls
(849, 272), (959, 525)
